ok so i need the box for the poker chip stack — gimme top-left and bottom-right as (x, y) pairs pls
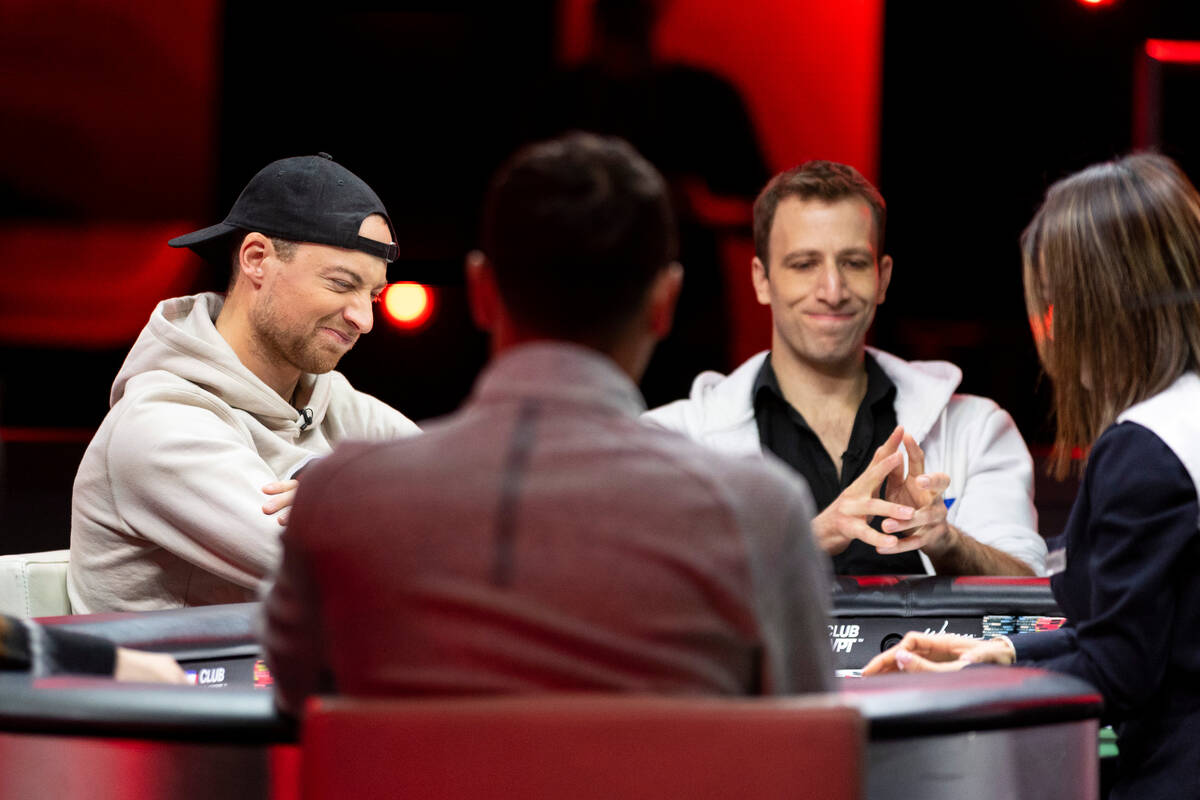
(982, 615), (1017, 638)
(1032, 616), (1067, 632)
(981, 615), (1067, 638)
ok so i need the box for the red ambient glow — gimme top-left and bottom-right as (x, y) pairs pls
(1146, 39), (1200, 64)
(381, 282), (434, 330)
(1029, 304), (1054, 345)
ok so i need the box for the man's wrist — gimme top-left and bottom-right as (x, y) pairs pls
(921, 522), (960, 560)
(810, 511), (846, 555)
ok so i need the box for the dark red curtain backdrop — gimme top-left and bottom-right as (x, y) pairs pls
(560, 0), (884, 361)
(560, 0), (884, 179)
(0, 0), (882, 357)
(0, 0), (219, 346)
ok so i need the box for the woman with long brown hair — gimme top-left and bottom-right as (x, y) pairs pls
(865, 152), (1200, 799)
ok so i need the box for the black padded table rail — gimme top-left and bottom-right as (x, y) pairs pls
(14, 600), (1097, 745)
(0, 675), (294, 743)
(827, 576), (1065, 671)
(832, 575), (1062, 618)
(0, 667), (1099, 745)
(37, 603), (260, 661)
(0, 590), (1097, 800)
(841, 666), (1101, 739)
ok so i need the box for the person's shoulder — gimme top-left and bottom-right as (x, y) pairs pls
(943, 391), (1008, 423)
(107, 371), (244, 445)
(874, 347), (1014, 425)
(637, 423), (811, 513)
(322, 371), (420, 437)
(936, 393), (1030, 466)
(1093, 420), (1180, 469)
(642, 352), (765, 433)
(1089, 421), (1195, 502)
(117, 368), (234, 411)
(1117, 373), (1200, 471)
(307, 408), (460, 485)
(870, 347), (960, 385)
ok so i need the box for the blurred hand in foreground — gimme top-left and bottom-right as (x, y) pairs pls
(113, 647), (191, 684)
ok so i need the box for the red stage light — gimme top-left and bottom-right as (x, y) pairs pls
(1146, 39), (1200, 64)
(1077, 0), (1116, 6)
(381, 282), (434, 330)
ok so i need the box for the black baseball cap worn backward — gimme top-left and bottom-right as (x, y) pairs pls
(168, 153), (399, 262)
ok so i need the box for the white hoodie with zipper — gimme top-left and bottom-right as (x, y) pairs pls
(69, 293), (420, 612)
(643, 348), (1046, 575)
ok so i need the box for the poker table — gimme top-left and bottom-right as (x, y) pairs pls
(0, 579), (1098, 800)
(828, 575), (1065, 674)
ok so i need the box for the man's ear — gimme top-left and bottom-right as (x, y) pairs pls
(647, 262), (684, 340)
(238, 233), (271, 289)
(465, 250), (499, 333)
(877, 254), (893, 305)
(751, 256), (771, 306)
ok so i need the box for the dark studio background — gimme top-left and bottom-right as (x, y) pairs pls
(2, 0), (1199, 552)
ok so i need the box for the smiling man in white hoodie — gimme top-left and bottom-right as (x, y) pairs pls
(645, 161), (1045, 576)
(69, 154), (419, 613)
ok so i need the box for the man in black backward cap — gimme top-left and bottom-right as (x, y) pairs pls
(69, 154), (419, 613)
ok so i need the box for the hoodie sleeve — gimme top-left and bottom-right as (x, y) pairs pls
(322, 373), (421, 443)
(940, 397), (1047, 575)
(105, 386), (289, 590)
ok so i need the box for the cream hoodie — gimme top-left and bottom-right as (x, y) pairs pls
(68, 293), (419, 612)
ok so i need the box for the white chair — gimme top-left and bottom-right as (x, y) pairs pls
(0, 550), (72, 618)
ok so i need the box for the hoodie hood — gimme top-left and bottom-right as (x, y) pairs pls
(110, 292), (331, 431)
(865, 347), (961, 443)
(683, 347), (962, 445)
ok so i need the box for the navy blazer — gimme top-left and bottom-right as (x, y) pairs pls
(1013, 419), (1200, 800)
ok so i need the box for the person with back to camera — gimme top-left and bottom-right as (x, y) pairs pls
(864, 152), (1200, 800)
(262, 132), (835, 714)
(70, 154), (420, 613)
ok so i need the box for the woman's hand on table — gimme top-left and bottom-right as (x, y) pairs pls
(862, 632), (1016, 676)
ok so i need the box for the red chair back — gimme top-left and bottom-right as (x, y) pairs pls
(301, 694), (864, 800)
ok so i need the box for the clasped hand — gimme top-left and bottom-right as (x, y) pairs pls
(811, 426), (954, 557)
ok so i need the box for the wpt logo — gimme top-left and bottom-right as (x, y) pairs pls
(828, 624), (864, 653)
(197, 667), (227, 686)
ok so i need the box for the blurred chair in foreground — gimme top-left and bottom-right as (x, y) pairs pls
(301, 694), (864, 800)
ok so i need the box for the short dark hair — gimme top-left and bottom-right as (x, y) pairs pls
(752, 160), (886, 266)
(482, 132), (678, 344)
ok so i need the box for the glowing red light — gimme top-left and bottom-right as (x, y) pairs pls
(381, 282), (434, 330)
(1146, 39), (1200, 64)
(1077, 0), (1115, 6)
(1029, 304), (1054, 345)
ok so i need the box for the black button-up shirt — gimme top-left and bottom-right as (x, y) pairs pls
(753, 353), (924, 575)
